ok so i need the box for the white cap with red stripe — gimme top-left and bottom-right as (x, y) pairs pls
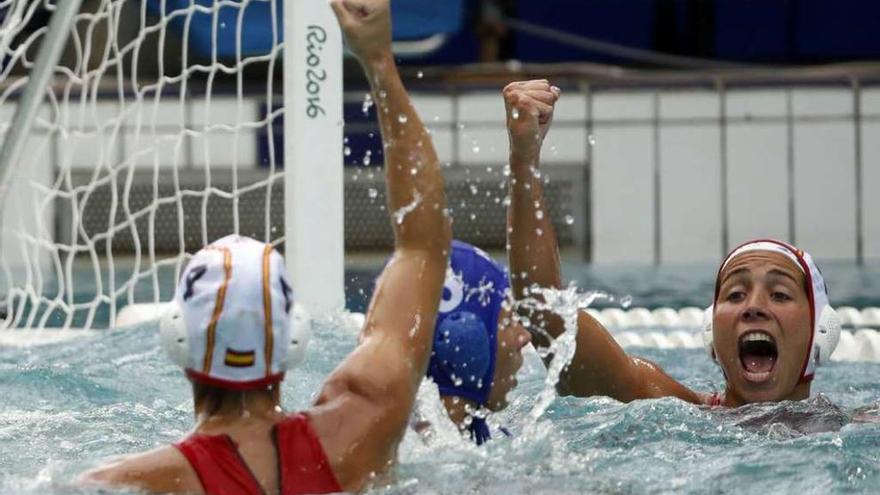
(159, 235), (310, 390)
(702, 239), (841, 382)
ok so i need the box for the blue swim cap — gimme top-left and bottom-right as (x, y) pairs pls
(428, 240), (510, 407)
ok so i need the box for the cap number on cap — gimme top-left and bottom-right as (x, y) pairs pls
(280, 276), (293, 313)
(183, 265), (208, 302)
(439, 271), (464, 314)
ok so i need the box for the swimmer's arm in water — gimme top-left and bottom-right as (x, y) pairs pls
(503, 80), (701, 404)
(78, 445), (201, 494)
(306, 1), (451, 491)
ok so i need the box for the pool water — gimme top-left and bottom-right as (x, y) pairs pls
(1, 313), (879, 494)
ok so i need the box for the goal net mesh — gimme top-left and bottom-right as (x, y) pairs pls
(0, 0), (285, 330)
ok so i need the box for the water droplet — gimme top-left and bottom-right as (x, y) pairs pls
(398, 113), (408, 124)
(410, 167), (418, 175)
(362, 93), (374, 115)
(363, 150), (372, 166)
(417, 70), (424, 79)
(469, 213), (477, 221)
(588, 134), (597, 146)
(469, 184), (478, 195)
(472, 144), (481, 154)
(535, 210), (544, 220)
(565, 214), (574, 225)
(343, 136), (349, 144)
(453, 375), (463, 387)
(535, 228), (543, 237)
(368, 188), (378, 199)
(343, 146), (351, 157)
(620, 295), (633, 308)
(511, 108), (520, 120)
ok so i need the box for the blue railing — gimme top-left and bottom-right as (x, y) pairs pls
(145, 0), (465, 60)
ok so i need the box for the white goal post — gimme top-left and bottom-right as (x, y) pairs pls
(0, 0), (344, 331)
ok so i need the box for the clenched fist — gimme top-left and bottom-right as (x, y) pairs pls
(330, 0), (392, 66)
(503, 80), (560, 163)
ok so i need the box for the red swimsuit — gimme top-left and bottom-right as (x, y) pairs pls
(174, 413), (342, 495)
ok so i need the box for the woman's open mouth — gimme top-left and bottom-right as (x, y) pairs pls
(738, 330), (778, 382)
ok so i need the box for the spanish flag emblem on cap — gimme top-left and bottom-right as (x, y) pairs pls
(224, 348), (256, 368)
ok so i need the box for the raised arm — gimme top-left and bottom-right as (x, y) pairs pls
(307, 0), (451, 491)
(503, 80), (699, 404)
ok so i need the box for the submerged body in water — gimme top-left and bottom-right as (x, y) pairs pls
(710, 394), (849, 436)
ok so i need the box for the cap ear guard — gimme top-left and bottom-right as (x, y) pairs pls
(813, 305), (841, 366)
(433, 311), (492, 380)
(286, 303), (312, 369)
(701, 305), (716, 362)
(159, 301), (188, 369)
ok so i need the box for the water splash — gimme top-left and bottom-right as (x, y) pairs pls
(518, 285), (609, 427)
(393, 191), (423, 225)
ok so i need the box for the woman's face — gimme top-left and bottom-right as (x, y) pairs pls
(712, 251), (812, 404)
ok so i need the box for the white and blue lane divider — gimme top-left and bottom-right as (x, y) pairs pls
(582, 306), (880, 362)
(2, 304), (879, 362)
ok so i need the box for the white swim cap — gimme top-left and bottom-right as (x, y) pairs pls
(704, 239), (840, 383)
(160, 235), (308, 390)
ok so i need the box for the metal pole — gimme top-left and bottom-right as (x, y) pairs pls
(852, 77), (864, 265)
(718, 79), (729, 256)
(0, 0), (83, 207)
(652, 91), (661, 265)
(785, 89), (796, 245)
(582, 82), (593, 263)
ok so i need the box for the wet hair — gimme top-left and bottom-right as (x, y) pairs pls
(191, 382), (276, 416)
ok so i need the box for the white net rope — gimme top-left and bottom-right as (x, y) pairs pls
(0, 0), (284, 330)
